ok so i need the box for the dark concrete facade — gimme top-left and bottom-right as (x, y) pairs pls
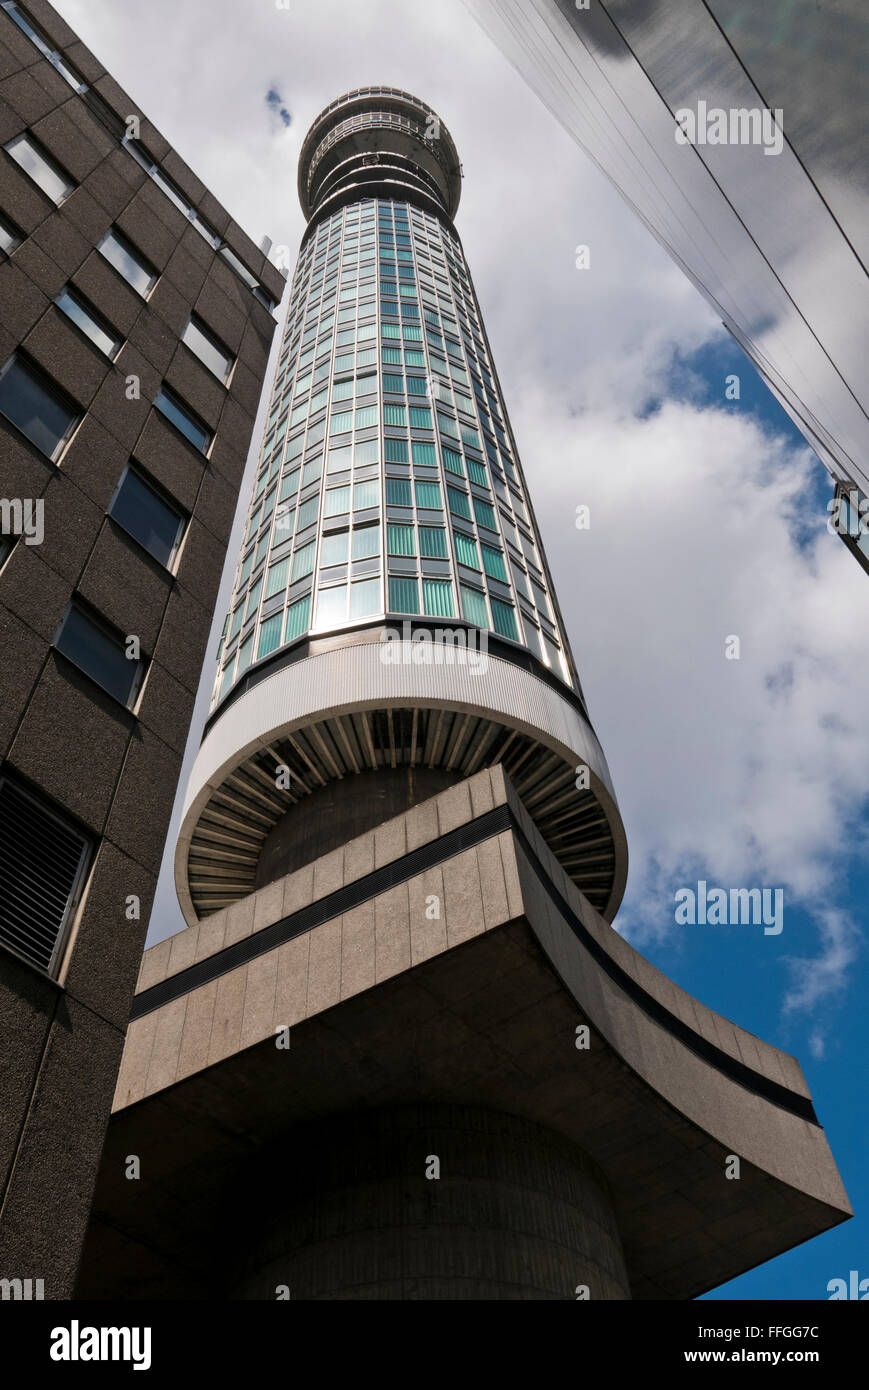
(0, 0), (284, 1296)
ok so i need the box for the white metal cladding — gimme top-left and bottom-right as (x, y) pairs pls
(176, 642), (627, 925)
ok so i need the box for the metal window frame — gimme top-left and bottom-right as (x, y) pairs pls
(52, 597), (147, 711)
(0, 351), (80, 461)
(97, 226), (158, 297)
(54, 284), (123, 360)
(107, 461), (187, 571)
(4, 129), (74, 204)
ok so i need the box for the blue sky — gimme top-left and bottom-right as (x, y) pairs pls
(53, 0), (867, 1302)
(640, 340), (865, 1299)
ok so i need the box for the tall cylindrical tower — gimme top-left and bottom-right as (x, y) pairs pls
(175, 88), (627, 926)
(72, 85), (853, 1307)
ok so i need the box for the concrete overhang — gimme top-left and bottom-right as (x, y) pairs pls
(78, 768), (851, 1300)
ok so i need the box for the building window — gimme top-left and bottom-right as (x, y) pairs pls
(385, 438), (408, 463)
(2, 2), (86, 90)
(257, 612), (283, 658)
(244, 577), (263, 621)
(108, 466), (185, 568)
(324, 487), (350, 517)
(353, 480), (378, 510)
(285, 594), (311, 640)
(354, 438), (378, 465)
(296, 496), (319, 529)
(419, 526), (447, 559)
(387, 523), (415, 556)
(481, 543), (507, 582)
(182, 316), (234, 382)
(467, 457), (488, 487)
(412, 441), (436, 466)
(5, 132), (72, 203)
(316, 584), (347, 628)
(291, 541), (315, 580)
(422, 579), (454, 617)
(54, 602), (145, 707)
(386, 478), (412, 508)
(98, 228), (157, 296)
(320, 531), (348, 567)
(415, 481), (442, 509)
(236, 632), (253, 677)
(388, 576), (418, 614)
(453, 531), (480, 569)
(350, 576), (380, 617)
(460, 584), (488, 628)
(490, 598), (518, 640)
(154, 385), (211, 453)
(351, 523), (380, 561)
(442, 446), (464, 476)
(0, 774), (91, 976)
(447, 486), (472, 522)
(266, 557), (290, 596)
(55, 287), (121, 358)
(0, 354), (78, 459)
(0, 210), (22, 254)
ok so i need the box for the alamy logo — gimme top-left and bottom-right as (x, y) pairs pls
(674, 101), (784, 155)
(379, 620), (489, 674)
(827, 1271), (869, 1300)
(0, 1276), (43, 1299)
(0, 497), (43, 546)
(50, 1321), (152, 1371)
(827, 489), (869, 537)
(675, 881), (784, 935)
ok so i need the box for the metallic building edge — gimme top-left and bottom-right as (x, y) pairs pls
(175, 643), (628, 927)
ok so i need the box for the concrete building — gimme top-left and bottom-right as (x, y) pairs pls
(0, 0), (284, 1296)
(465, 0), (869, 573)
(77, 89), (850, 1300)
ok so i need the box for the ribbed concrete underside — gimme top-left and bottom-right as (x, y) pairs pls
(187, 706), (618, 919)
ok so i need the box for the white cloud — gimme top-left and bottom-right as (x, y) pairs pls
(782, 908), (861, 1016)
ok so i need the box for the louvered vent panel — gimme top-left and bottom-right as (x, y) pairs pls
(0, 778), (90, 974)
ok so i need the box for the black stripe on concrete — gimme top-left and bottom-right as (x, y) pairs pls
(510, 819), (819, 1127)
(131, 803), (511, 1020)
(132, 802), (819, 1126)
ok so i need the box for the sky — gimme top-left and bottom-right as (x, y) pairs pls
(52, 0), (868, 1302)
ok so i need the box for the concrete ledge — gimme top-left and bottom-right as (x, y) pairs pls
(85, 767), (850, 1300)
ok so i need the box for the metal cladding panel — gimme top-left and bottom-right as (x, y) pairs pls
(466, 0), (869, 489)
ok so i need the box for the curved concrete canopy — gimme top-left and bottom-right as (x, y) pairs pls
(176, 641), (628, 927)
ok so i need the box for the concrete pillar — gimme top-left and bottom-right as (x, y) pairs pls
(230, 1105), (630, 1300)
(254, 766), (459, 890)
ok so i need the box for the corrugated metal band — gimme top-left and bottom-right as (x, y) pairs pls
(132, 803), (820, 1126)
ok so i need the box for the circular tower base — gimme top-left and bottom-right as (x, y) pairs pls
(230, 1105), (631, 1300)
